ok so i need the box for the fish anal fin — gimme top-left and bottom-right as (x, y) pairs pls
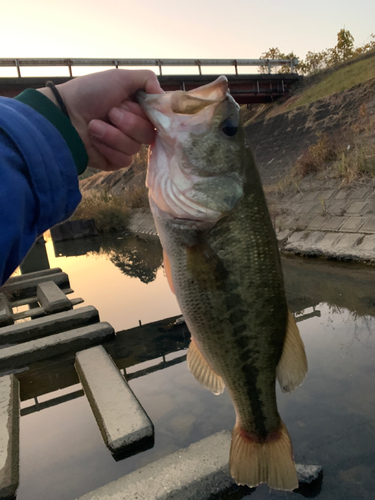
(187, 337), (225, 395)
(163, 250), (175, 295)
(276, 309), (308, 394)
(230, 419), (298, 491)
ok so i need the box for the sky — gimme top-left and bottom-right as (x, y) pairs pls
(1, 0), (374, 76)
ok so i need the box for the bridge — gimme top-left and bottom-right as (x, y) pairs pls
(0, 58), (301, 104)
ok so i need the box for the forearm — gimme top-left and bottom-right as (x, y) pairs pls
(0, 97), (83, 285)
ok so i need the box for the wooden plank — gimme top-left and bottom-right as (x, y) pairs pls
(75, 346), (154, 457)
(0, 306), (99, 345)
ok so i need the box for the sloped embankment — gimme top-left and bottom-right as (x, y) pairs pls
(246, 78), (375, 185)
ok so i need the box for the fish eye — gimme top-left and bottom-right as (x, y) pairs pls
(221, 119), (238, 137)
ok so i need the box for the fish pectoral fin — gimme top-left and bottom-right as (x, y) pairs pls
(276, 309), (308, 393)
(230, 419), (298, 491)
(163, 250), (175, 295)
(187, 337), (225, 395)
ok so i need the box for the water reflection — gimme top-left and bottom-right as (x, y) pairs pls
(13, 236), (375, 500)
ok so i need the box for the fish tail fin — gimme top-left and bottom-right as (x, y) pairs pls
(229, 419), (298, 491)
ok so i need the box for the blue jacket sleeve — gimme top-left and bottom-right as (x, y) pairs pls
(0, 97), (82, 285)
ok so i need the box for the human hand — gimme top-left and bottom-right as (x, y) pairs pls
(38, 69), (162, 171)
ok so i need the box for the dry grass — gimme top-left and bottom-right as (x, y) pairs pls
(71, 191), (131, 233)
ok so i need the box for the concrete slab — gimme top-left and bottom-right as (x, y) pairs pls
(0, 322), (114, 373)
(348, 188), (370, 200)
(363, 201), (375, 215)
(76, 431), (323, 500)
(75, 346), (154, 457)
(0, 375), (19, 500)
(345, 201), (368, 215)
(306, 215), (329, 231)
(340, 217), (366, 233)
(357, 235), (375, 252)
(297, 202), (320, 215)
(0, 306), (99, 346)
(292, 216), (315, 230)
(360, 217), (375, 233)
(334, 190), (349, 200)
(302, 191), (320, 201)
(0, 294), (13, 328)
(37, 281), (72, 314)
(335, 233), (362, 250)
(4, 268), (62, 284)
(321, 217), (347, 231)
(2, 272), (71, 302)
(318, 189), (336, 201)
(76, 432), (239, 500)
(327, 201), (347, 216)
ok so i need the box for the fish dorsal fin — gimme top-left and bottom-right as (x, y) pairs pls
(163, 250), (175, 295)
(187, 337), (225, 395)
(276, 309), (308, 393)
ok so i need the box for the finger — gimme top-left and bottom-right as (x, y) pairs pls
(118, 101), (149, 120)
(115, 69), (163, 97)
(107, 108), (156, 145)
(89, 137), (134, 171)
(89, 119), (142, 155)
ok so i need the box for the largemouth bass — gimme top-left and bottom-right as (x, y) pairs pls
(137, 76), (308, 491)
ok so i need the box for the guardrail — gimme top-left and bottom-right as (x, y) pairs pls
(0, 58), (299, 77)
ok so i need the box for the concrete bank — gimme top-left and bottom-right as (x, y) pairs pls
(270, 181), (375, 263)
(127, 184), (375, 264)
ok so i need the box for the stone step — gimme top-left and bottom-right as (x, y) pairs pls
(36, 281), (73, 314)
(76, 431), (323, 500)
(0, 294), (13, 328)
(75, 346), (154, 458)
(0, 306), (99, 346)
(12, 297), (84, 322)
(0, 322), (115, 373)
(0, 375), (19, 500)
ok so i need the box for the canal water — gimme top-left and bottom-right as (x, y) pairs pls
(15, 233), (375, 500)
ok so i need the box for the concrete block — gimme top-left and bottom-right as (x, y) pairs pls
(4, 268), (62, 284)
(345, 201), (368, 215)
(318, 189), (336, 201)
(0, 375), (19, 500)
(75, 346), (154, 457)
(76, 431), (237, 500)
(306, 215), (329, 231)
(327, 201), (347, 216)
(335, 233), (362, 250)
(0, 322), (115, 373)
(292, 215), (315, 230)
(76, 431), (323, 500)
(297, 202), (319, 215)
(37, 281), (72, 314)
(360, 217), (375, 233)
(357, 235), (375, 251)
(321, 217), (347, 231)
(0, 294), (13, 328)
(2, 272), (71, 302)
(340, 217), (366, 233)
(302, 191), (320, 202)
(363, 201), (375, 215)
(348, 188), (370, 200)
(0, 306), (99, 346)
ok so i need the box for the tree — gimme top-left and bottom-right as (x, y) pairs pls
(336, 28), (354, 61)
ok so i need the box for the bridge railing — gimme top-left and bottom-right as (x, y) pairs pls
(0, 58), (299, 77)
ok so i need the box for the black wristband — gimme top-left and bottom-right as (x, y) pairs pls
(46, 81), (69, 117)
